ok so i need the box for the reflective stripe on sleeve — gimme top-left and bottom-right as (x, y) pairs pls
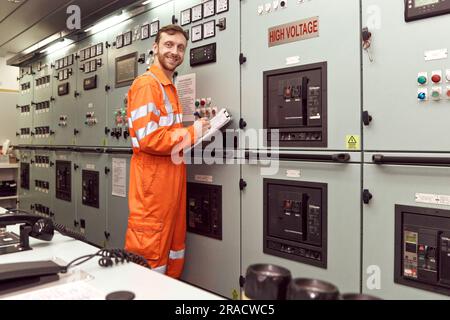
(130, 103), (160, 122)
(131, 137), (140, 148)
(136, 121), (159, 141)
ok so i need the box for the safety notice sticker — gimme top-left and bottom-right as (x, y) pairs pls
(346, 135), (360, 150)
(268, 16), (319, 47)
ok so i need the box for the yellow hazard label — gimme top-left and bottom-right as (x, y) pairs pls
(346, 135), (360, 150)
(232, 289), (239, 300)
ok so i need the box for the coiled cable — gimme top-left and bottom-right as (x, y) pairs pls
(62, 248), (150, 272)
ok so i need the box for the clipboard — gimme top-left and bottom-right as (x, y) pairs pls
(187, 108), (232, 152)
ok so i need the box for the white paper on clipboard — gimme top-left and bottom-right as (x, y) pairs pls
(187, 108), (231, 152)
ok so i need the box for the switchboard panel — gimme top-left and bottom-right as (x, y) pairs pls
(32, 59), (53, 103)
(175, 0), (240, 140)
(178, 0), (241, 299)
(53, 150), (77, 229)
(32, 58), (55, 146)
(75, 152), (108, 246)
(105, 153), (131, 248)
(241, 0), (361, 150)
(363, 0), (450, 151)
(363, 153), (450, 299)
(264, 179), (327, 268)
(17, 66), (34, 145)
(242, 154), (361, 293)
(187, 182), (222, 240)
(76, 34), (109, 147)
(49, 48), (78, 146)
(184, 161), (241, 299)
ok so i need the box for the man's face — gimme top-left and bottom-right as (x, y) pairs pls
(153, 32), (187, 72)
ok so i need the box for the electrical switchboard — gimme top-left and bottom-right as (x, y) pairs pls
(241, 0), (360, 150)
(76, 34), (109, 147)
(50, 48), (78, 146)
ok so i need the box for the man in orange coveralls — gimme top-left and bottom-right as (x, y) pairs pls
(125, 25), (210, 278)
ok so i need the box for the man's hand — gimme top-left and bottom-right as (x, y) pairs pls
(194, 118), (211, 139)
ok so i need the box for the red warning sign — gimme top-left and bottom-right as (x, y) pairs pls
(268, 16), (320, 47)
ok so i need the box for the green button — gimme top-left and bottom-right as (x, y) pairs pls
(432, 91), (440, 98)
(418, 76), (427, 85)
(195, 101), (200, 107)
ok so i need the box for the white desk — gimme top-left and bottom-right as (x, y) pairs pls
(0, 208), (222, 300)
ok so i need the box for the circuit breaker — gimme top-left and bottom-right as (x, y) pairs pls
(187, 183), (222, 240)
(264, 63), (327, 148)
(82, 170), (99, 208)
(264, 179), (327, 268)
(56, 160), (71, 202)
(20, 163), (30, 190)
(395, 205), (450, 296)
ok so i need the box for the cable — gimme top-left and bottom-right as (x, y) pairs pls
(62, 248), (150, 273)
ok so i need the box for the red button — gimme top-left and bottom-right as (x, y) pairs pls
(447, 90), (450, 97)
(432, 74), (442, 83)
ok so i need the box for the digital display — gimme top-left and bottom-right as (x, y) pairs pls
(415, 0), (439, 7)
(115, 52), (137, 88)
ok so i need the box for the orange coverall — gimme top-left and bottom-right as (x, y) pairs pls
(125, 65), (196, 278)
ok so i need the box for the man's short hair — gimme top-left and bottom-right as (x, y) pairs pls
(155, 24), (189, 43)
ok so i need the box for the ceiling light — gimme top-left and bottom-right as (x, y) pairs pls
(40, 39), (74, 54)
(84, 12), (127, 33)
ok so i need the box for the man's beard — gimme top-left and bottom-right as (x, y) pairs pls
(157, 52), (181, 72)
